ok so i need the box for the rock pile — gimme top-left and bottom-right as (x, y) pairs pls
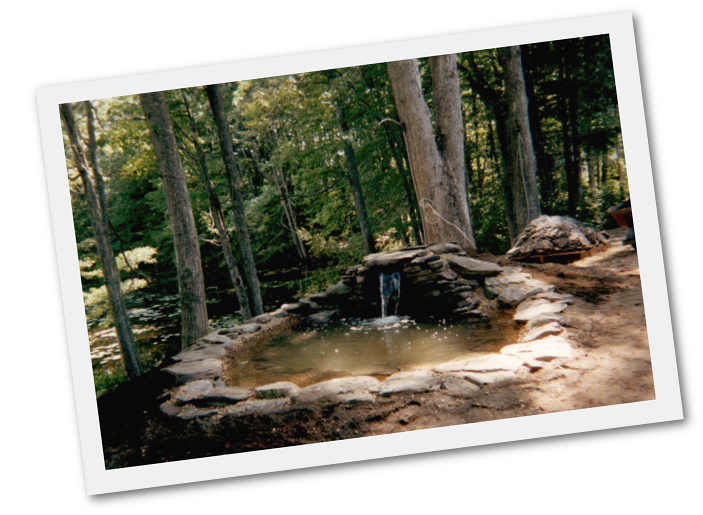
(507, 215), (608, 262)
(286, 243), (504, 322)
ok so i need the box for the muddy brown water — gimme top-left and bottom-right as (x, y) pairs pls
(228, 317), (520, 388)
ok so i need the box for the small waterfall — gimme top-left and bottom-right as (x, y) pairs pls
(379, 271), (401, 318)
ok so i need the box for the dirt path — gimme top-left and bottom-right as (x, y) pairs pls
(99, 229), (654, 468)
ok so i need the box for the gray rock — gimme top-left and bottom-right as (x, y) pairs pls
(403, 265), (424, 274)
(428, 259), (448, 270)
(410, 254), (441, 265)
(434, 354), (524, 374)
(250, 313), (273, 324)
(524, 314), (567, 330)
(173, 379), (214, 404)
(175, 380), (255, 407)
(223, 399), (291, 418)
(345, 265), (363, 275)
(433, 354), (525, 385)
(326, 282), (352, 297)
(514, 300), (569, 324)
(164, 359), (224, 385)
(449, 285), (474, 295)
(437, 270), (459, 281)
(427, 242), (463, 254)
(293, 376), (381, 405)
(160, 401), (182, 417)
(442, 374), (482, 396)
(299, 298), (322, 311)
(445, 254), (503, 277)
(230, 323), (262, 335)
(451, 307), (486, 318)
(501, 336), (574, 362)
(457, 297), (480, 310)
(199, 333), (234, 345)
(370, 371), (443, 396)
(176, 407), (219, 420)
(362, 248), (429, 268)
(520, 321), (564, 342)
(497, 280), (554, 308)
(307, 309), (341, 325)
(173, 345), (227, 363)
(255, 381), (300, 399)
(530, 291), (575, 304)
(484, 271), (533, 299)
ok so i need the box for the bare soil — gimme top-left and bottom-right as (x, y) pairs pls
(98, 228), (654, 469)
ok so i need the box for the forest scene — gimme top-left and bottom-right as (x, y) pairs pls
(61, 34), (654, 469)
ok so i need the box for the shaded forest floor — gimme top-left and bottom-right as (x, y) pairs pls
(97, 228), (654, 469)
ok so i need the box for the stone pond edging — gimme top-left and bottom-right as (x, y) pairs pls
(159, 250), (580, 422)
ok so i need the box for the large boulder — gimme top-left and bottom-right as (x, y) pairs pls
(507, 215), (608, 261)
(444, 255), (503, 277)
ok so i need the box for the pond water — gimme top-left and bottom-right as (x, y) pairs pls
(228, 316), (519, 388)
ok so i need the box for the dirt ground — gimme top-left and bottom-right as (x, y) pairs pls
(98, 228), (654, 469)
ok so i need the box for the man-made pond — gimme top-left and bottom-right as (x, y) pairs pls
(227, 316), (519, 388)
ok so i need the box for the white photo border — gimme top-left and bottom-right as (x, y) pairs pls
(37, 11), (682, 495)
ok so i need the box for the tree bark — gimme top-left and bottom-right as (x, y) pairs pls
(329, 94), (376, 255)
(205, 84), (264, 316)
(499, 46), (541, 243)
(181, 94), (252, 320)
(139, 92), (209, 348)
(388, 56), (476, 249)
(558, 41), (582, 217)
(61, 102), (142, 378)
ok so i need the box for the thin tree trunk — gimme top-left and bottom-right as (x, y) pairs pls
(205, 84), (264, 316)
(522, 44), (554, 213)
(499, 46), (541, 243)
(331, 101), (376, 255)
(558, 45), (579, 217)
(181, 94), (252, 320)
(388, 56), (475, 249)
(273, 165), (308, 261)
(61, 102), (142, 378)
(139, 92), (209, 348)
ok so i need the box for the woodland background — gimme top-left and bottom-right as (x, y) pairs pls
(65, 36), (628, 390)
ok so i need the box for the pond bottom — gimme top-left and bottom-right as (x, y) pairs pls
(227, 317), (519, 388)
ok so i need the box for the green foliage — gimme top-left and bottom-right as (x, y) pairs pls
(93, 364), (129, 398)
(64, 35), (630, 392)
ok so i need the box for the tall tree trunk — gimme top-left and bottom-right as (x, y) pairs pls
(358, 65), (424, 245)
(61, 102), (142, 379)
(139, 92), (209, 348)
(499, 46), (541, 243)
(181, 94), (252, 320)
(388, 56), (475, 249)
(558, 45), (579, 217)
(331, 101), (376, 255)
(205, 84), (264, 316)
(273, 164), (308, 261)
(522, 44), (554, 213)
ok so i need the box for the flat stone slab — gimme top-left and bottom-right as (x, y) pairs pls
(293, 376), (381, 405)
(514, 300), (569, 324)
(427, 243), (463, 254)
(501, 336), (574, 362)
(497, 280), (555, 307)
(250, 313), (273, 324)
(160, 401), (182, 417)
(460, 370), (519, 386)
(199, 333), (234, 345)
(173, 345), (227, 363)
(176, 406), (219, 420)
(223, 399), (291, 418)
(525, 314), (567, 330)
(231, 323), (262, 334)
(326, 282), (352, 297)
(434, 353), (524, 374)
(520, 321), (564, 342)
(444, 255), (503, 277)
(363, 248), (429, 268)
(369, 371), (443, 396)
(530, 291), (575, 304)
(255, 381), (300, 399)
(164, 359), (224, 385)
(174, 380), (255, 407)
(442, 374), (482, 396)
